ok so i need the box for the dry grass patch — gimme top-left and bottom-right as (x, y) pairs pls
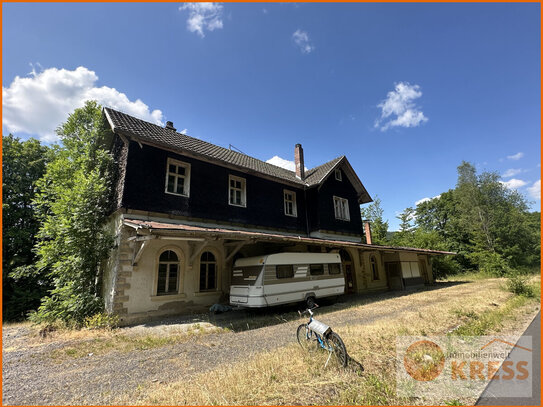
(128, 278), (539, 406)
(47, 324), (229, 361)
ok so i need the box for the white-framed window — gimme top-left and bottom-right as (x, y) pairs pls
(165, 158), (191, 197)
(283, 189), (297, 217)
(157, 250), (180, 295)
(335, 169), (342, 181)
(333, 196), (350, 221)
(228, 175), (246, 207)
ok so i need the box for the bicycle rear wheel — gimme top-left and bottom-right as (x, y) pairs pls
(327, 331), (348, 367)
(296, 323), (314, 351)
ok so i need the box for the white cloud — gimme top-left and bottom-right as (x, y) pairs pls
(375, 82), (428, 131)
(266, 155), (308, 172)
(500, 178), (527, 190)
(415, 195), (441, 206)
(2, 66), (163, 142)
(292, 29), (315, 54)
(502, 168), (523, 178)
(527, 180), (540, 200)
(507, 152), (524, 161)
(179, 3), (223, 38)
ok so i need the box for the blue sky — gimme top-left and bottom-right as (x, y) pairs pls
(3, 2), (540, 229)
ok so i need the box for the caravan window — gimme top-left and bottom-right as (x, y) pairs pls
(276, 265), (294, 279)
(328, 263), (341, 275)
(310, 264), (324, 276)
(231, 266), (262, 286)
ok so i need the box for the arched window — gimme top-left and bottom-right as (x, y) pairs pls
(157, 250), (179, 295)
(200, 251), (217, 291)
(370, 255), (379, 280)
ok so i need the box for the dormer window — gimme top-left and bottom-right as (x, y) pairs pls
(333, 196), (350, 221)
(165, 158), (191, 197)
(335, 169), (342, 181)
(284, 190), (297, 217)
(229, 175), (246, 207)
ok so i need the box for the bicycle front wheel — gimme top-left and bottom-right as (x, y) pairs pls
(296, 323), (313, 351)
(327, 331), (348, 367)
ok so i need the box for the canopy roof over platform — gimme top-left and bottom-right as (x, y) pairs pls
(124, 218), (455, 256)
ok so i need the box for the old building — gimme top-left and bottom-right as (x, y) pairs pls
(101, 107), (451, 323)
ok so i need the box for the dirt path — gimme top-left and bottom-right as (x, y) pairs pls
(1, 279), (526, 405)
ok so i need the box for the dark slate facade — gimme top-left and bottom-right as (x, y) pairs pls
(115, 138), (363, 237)
(308, 168), (363, 236)
(120, 140), (308, 233)
(105, 107), (372, 239)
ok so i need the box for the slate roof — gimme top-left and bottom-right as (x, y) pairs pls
(103, 108), (369, 200)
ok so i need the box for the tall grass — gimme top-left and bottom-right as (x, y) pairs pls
(123, 277), (540, 406)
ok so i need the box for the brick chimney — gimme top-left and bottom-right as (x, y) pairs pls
(165, 121), (176, 131)
(363, 221), (373, 245)
(294, 143), (305, 180)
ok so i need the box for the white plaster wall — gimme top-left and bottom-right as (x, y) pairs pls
(363, 251), (388, 290)
(124, 238), (225, 314)
(399, 252), (419, 262)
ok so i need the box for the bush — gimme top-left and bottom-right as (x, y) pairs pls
(506, 272), (534, 297)
(84, 312), (119, 330)
(431, 256), (462, 279)
(469, 251), (511, 276)
(29, 284), (104, 328)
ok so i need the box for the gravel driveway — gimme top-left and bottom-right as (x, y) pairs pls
(2, 282), (483, 405)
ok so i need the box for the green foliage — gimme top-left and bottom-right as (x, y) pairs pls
(453, 162), (537, 272)
(505, 271), (535, 297)
(467, 251), (510, 276)
(360, 197), (389, 245)
(394, 161), (540, 278)
(390, 207), (416, 247)
(2, 134), (51, 320)
(31, 101), (115, 326)
(84, 312), (120, 330)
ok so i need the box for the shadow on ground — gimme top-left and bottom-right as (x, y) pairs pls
(131, 280), (468, 333)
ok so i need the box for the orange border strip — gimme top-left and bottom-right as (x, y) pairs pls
(0, 3), (541, 407)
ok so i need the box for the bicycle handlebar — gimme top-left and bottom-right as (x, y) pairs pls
(298, 303), (319, 316)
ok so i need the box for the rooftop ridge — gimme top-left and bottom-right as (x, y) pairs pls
(104, 106), (300, 175)
(103, 107), (350, 188)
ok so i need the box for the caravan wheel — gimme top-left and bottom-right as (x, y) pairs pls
(306, 296), (316, 309)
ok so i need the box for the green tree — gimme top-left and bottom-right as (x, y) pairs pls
(31, 101), (115, 326)
(391, 207), (416, 246)
(392, 161), (540, 277)
(2, 135), (51, 320)
(410, 161), (540, 276)
(414, 191), (471, 270)
(454, 161), (535, 274)
(360, 197), (389, 245)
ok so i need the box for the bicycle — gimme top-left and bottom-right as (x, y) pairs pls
(296, 304), (348, 368)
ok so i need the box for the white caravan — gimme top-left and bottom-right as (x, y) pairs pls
(229, 252), (345, 308)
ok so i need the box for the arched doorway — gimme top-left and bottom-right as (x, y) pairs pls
(339, 249), (355, 294)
